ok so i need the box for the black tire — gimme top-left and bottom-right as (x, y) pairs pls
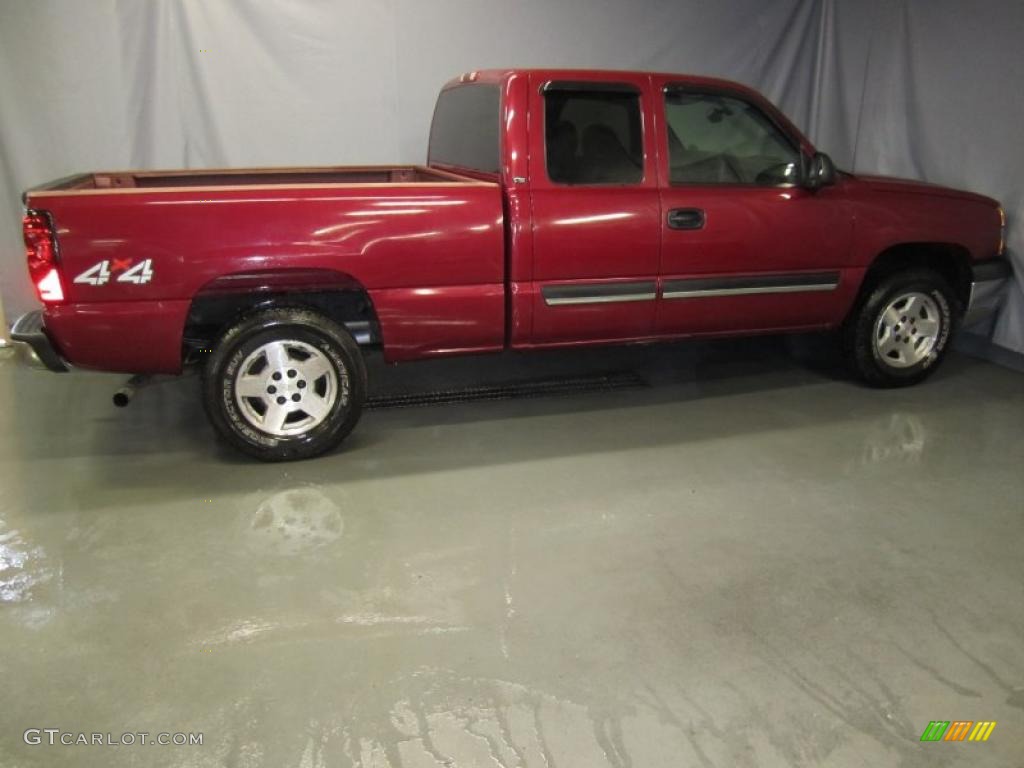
(843, 268), (959, 387)
(202, 307), (366, 461)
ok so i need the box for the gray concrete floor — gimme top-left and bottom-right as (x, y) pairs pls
(0, 336), (1022, 768)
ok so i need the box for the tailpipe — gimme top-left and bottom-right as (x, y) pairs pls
(113, 374), (150, 407)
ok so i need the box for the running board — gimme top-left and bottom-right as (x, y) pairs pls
(367, 371), (646, 410)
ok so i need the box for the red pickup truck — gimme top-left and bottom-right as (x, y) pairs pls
(12, 68), (1012, 460)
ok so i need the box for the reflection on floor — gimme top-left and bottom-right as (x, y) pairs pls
(1, 336), (1022, 767)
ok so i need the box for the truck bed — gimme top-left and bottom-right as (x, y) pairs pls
(31, 165), (471, 193)
(26, 164), (505, 373)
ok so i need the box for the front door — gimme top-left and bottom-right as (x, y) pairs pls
(526, 73), (661, 345)
(653, 79), (853, 336)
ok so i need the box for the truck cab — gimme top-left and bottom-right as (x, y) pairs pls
(432, 70), (1005, 351)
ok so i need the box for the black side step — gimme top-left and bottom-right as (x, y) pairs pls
(367, 371), (646, 410)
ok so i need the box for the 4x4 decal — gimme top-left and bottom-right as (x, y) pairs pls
(74, 258), (154, 286)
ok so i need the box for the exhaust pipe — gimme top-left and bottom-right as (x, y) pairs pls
(113, 374), (150, 407)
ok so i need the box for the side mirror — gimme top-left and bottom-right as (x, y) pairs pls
(803, 152), (836, 190)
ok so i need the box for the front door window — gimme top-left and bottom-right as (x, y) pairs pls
(664, 91), (799, 186)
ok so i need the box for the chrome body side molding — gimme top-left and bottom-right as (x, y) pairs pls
(542, 281), (657, 306)
(662, 271), (840, 299)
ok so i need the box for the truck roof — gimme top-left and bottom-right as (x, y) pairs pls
(442, 68), (763, 99)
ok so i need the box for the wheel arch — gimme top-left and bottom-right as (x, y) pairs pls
(860, 242), (972, 311)
(183, 268), (381, 366)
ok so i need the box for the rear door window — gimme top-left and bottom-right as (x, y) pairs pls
(544, 89), (643, 185)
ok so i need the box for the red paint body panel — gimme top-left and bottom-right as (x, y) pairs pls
(842, 175), (1001, 265)
(371, 283), (506, 360)
(655, 184), (855, 332)
(45, 300), (191, 373)
(30, 177), (504, 371)
(22, 69), (1002, 375)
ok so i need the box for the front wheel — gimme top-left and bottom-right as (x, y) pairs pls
(203, 308), (366, 461)
(844, 268), (959, 387)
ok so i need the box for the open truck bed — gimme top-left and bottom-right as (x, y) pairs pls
(30, 165), (473, 193)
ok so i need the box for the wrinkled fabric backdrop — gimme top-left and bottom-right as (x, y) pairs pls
(1, 0), (1021, 353)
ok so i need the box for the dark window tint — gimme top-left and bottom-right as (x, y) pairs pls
(545, 90), (643, 184)
(665, 91), (798, 185)
(428, 84), (500, 173)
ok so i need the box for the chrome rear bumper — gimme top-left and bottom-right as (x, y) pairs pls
(8, 310), (69, 372)
(964, 258), (1014, 327)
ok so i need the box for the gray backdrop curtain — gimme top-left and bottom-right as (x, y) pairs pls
(1, 0), (1021, 353)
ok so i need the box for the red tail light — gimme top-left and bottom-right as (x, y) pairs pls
(23, 210), (64, 303)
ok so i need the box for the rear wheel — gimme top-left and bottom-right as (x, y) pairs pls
(203, 308), (366, 461)
(844, 268), (958, 387)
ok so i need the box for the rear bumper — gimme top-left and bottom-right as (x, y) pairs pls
(964, 258), (1014, 326)
(8, 310), (69, 372)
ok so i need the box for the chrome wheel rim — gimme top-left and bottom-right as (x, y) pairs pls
(234, 340), (339, 436)
(873, 292), (941, 369)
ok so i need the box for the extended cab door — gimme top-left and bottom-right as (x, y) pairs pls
(653, 78), (854, 336)
(524, 73), (661, 344)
